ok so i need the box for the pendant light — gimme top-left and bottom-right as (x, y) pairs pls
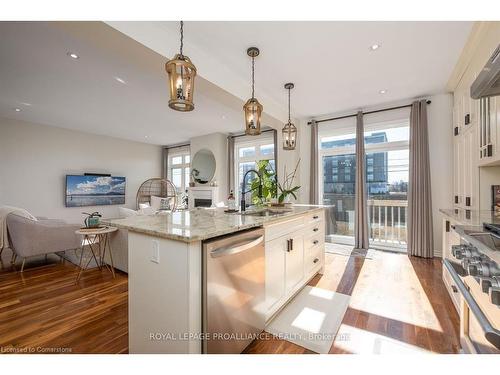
(282, 82), (297, 150)
(165, 21), (197, 112)
(243, 47), (263, 136)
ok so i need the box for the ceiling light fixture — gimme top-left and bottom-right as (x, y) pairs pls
(14, 108), (21, 112)
(379, 89), (387, 94)
(243, 47), (263, 136)
(282, 83), (297, 150)
(165, 21), (197, 112)
(67, 52), (79, 59)
(114, 77), (126, 84)
(370, 44), (380, 51)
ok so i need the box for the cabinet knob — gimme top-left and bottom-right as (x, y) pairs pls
(313, 258), (319, 264)
(313, 228), (319, 232)
(313, 215), (319, 219)
(466, 196), (471, 207)
(454, 195), (459, 204)
(313, 240), (319, 245)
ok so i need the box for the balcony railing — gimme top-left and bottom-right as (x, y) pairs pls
(324, 197), (407, 249)
(368, 199), (407, 247)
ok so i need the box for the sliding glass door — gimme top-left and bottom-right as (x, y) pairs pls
(365, 123), (409, 251)
(320, 119), (357, 245)
(319, 112), (410, 251)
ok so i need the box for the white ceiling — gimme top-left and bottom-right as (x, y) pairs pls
(109, 21), (473, 120)
(0, 21), (473, 146)
(0, 22), (258, 145)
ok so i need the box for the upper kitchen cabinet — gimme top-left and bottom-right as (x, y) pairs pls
(450, 23), (500, 211)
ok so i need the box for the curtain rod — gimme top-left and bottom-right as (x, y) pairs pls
(228, 128), (276, 139)
(307, 100), (431, 126)
(163, 142), (190, 149)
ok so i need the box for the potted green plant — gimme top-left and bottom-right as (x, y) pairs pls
(250, 158), (301, 206)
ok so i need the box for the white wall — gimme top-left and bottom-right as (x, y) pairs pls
(190, 132), (228, 202)
(0, 117), (162, 223)
(427, 93), (454, 256)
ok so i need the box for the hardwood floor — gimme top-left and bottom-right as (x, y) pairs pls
(0, 249), (128, 354)
(244, 248), (461, 354)
(0, 245), (460, 354)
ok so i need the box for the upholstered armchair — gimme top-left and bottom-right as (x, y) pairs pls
(6, 214), (81, 271)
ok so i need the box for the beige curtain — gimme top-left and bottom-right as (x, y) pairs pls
(408, 100), (433, 258)
(162, 147), (169, 179)
(354, 111), (369, 250)
(227, 136), (235, 194)
(309, 120), (319, 204)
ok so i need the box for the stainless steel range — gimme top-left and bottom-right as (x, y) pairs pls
(445, 223), (500, 353)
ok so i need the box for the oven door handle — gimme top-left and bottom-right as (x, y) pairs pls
(444, 259), (500, 350)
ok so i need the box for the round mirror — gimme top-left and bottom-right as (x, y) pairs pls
(191, 149), (216, 184)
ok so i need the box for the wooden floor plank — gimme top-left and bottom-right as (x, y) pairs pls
(1, 245), (460, 354)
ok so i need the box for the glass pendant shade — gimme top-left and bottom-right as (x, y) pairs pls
(282, 121), (297, 150)
(244, 97), (263, 136)
(165, 54), (197, 112)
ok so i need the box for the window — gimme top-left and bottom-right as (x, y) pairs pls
(318, 111), (410, 250)
(234, 135), (275, 203)
(167, 146), (190, 194)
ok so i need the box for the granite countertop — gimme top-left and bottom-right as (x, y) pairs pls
(103, 205), (325, 243)
(439, 208), (500, 226)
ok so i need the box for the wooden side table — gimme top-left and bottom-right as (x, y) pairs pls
(75, 226), (118, 282)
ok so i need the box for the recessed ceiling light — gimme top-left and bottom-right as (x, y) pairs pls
(379, 89), (387, 94)
(114, 77), (126, 84)
(67, 52), (79, 59)
(14, 108), (21, 112)
(221, 115), (226, 120)
(370, 44), (380, 51)
(20, 102), (31, 106)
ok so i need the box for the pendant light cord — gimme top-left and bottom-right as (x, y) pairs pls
(251, 56), (255, 99)
(179, 21), (184, 57)
(288, 87), (291, 123)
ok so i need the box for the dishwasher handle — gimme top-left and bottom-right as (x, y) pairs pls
(210, 235), (264, 258)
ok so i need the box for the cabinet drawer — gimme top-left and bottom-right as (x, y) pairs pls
(265, 216), (304, 242)
(304, 221), (325, 237)
(305, 245), (322, 275)
(303, 232), (324, 251)
(442, 266), (460, 313)
(304, 210), (324, 225)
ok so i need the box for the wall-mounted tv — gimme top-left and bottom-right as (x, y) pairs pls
(65, 175), (126, 207)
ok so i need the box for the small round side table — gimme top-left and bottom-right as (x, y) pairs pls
(75, 226), (118, 283)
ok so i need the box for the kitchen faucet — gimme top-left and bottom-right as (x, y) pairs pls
(240, 169), (263, 212)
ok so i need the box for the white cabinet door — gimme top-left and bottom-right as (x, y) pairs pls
(456, 135), (465, 207)
(265, 236), (286, 311)
(453, 136), (460, 207)
(464, 126), (479, 209)
(285, 234), (304, 293)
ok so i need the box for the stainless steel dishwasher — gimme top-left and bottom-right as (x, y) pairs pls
(202, 228), (265, 354)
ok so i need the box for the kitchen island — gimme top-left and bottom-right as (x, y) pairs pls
(105, 205), (326, 354)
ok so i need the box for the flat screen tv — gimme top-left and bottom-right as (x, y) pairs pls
(65, 175), (126, 207)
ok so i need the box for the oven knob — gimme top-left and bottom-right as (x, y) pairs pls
(468, 263), (480, 277)
(452, 245), (468, 259)
(490, 286), (500, 306)
(481, 277), (500, 293)
(452, 245), (463, 259)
